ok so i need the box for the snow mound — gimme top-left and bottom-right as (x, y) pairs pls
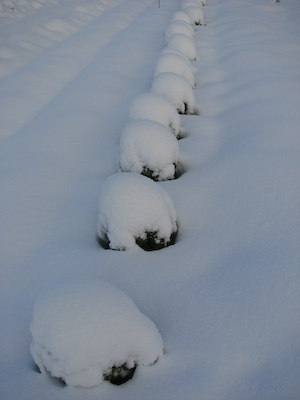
(165, 21), (194, 43)
(160, 46), (190, 63)
(129, 92), (182, 138)
(97, 173), (178, 251)
(172, 10), (192, 25)
(154, 53), (195, 88)
(118, 120), (179, 181)
(167, 33), (197, 61)
(152, 72), (196, 115)
(183, 6), (205, 25)
(30, 277), (164, 387)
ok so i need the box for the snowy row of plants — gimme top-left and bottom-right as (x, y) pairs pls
(97, 0), (205, 252)
(30, 0), (207, 389)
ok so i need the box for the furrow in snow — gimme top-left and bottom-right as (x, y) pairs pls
(0, 0), (158, 141)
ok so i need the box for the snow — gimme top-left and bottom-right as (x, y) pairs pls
(165, 20), (194, 42)
(118, 120), (180, 181)
(171, 10), (192, 25)
(0, 0), (300, 398)
(30, 277), (164, 387)
(129, 92), (182, 138)
(183, 5), (205, 25)
(154, 52), (195, 88)
(97, 173), (178, 250)
(151, 72), (196, 114)
(166, 32), (197, 60)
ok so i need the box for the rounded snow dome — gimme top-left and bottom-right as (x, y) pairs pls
(129, 92), (182, 138)
(152, 72), (196, 115)
(154, 53), (195, 88)
(118, 120), (180, 181)
(183, 6), (205, 25)
(165, 21), (194, 43)
(97, 173), (178, 251)
(167, 33), (197, 61)
(30, 277), (164, 387)
(172, 10), (192, 25)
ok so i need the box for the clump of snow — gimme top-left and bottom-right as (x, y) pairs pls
(154, 53), (195, 88)
(167, 33), (197, 61)
(183, 6), (205, 25)
(118, 120), (179, 181)
(172, 10), (192, 25)
(30, 277), (164, 388)
(97, 173), (178, 251)
(129, 92), (182, 138)
(165, 21), (194, 43)
(152, 72), (196, 115)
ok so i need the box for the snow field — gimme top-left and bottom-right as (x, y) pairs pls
(1, 0), (299, 398)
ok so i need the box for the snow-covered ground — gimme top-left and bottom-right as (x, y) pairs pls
(0, 0), (299, 398)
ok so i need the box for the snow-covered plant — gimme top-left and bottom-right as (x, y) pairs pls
(118, 120), (179, 181)
(152, 72), (196, 114)
(165, 21), (194, 42)
(160, 46), (190, 63)
(30, 277), (164, 387)
(167, 33), (197, 61)
(129, 92), (182, 138)
(183, 6), (205, 25)
(172, 10), (193, 25)
(97, 173), (178, 251)
(154, 53), (195, 88)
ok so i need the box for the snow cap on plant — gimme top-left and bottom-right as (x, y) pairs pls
(152, 72), (196, 114)
(167, 33), (197, 61)
(165, 21), (194, 43)
(183, 6), (205, 25)
(172, 10), (193, 25)
(97, 173), (178, 251)
(118, 120), (179, 181)
(129, 92), (182, 138)
(30, 277), (164, 387)
(154, 53), (195, 88)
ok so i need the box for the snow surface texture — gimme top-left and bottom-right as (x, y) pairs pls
(97, 173), (177, 250)
(166, 32), (197, 60)
(1, 0), (300, 399)
(152, 72), (196, 114)
(129, 92), (182, 138)
(30, 277), (164, 387)
(154, 53), (195, 88)
(118, 120), (179, 181)
(165, 20), (194, 42)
